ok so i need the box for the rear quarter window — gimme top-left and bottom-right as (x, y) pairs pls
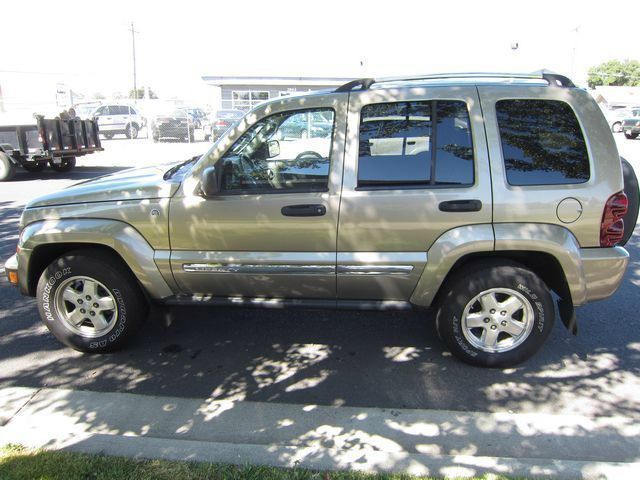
(496, 99), (590, 186)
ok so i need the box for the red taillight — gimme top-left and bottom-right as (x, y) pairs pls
(600, 192), (628, 247)
(215, 120), (229, 127)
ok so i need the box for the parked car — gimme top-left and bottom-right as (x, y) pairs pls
(622, 108), (640, 139)
(77, 104), (145, 140)
(203, 109), (244, 141)
(603, 107), (640, 133)
(278, 110), (333, 139)
(5, 72), (639, 368)
(151, 109), (195, 142)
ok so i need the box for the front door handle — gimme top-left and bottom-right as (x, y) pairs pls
(439, 199), (482, 212)
(281, 204), (326, 217)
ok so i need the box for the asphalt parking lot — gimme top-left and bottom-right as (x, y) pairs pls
(1, 134), (640, 418)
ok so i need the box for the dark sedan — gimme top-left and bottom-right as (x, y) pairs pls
(204, 109), (244, 141)
(152, 109), (195, 142)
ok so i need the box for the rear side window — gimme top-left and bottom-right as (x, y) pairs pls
(357, 100), (474, 188)
(496, 99), (590, 186)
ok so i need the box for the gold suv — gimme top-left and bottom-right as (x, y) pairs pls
(5, 72), (639, 367)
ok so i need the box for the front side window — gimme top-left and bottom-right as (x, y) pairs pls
(220, 108), (334, 193)
(496, 99), (590, 186)
(357, 100), (474, 187)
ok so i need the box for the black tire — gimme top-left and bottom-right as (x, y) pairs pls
(36, 249), (148, 353)
(49, 156), (76, 172)
(22, 162), (47, 173)
(436, 260), (554, 368)
(0, 152), (17, 181)
(125, 123), (139, 139)
(612, 122), (622, 133)
(621, 157), (639, 245)
(624, 132), (638, 139)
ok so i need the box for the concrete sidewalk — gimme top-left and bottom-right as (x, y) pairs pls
(1, 386), (639, 479)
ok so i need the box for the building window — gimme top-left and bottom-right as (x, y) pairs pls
(232, 91), (270, 111)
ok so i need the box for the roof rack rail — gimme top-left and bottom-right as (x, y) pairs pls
(334, 72), (575, 93)
(334, 78), (375, 92)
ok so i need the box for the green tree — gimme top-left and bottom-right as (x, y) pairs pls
(128, 87), (158, 99)
(587, 59), (640, 89)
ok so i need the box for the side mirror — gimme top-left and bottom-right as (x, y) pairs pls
(200, 167), (219, 196)
(267, 139), (280, 158)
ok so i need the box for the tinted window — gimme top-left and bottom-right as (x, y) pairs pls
(220, 108), (334, 193)
(357, 100), (474, 187)
(496, 99), (589, 185)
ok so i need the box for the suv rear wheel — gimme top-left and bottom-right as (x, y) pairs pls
(436, 261), (554, 367)
(36, 249), (148, 353)
(125, 123), (139, 139)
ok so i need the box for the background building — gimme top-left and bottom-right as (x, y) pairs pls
(201, 76), (354, 112)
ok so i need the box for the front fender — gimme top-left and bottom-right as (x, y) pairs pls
(18, 219), (174, 299)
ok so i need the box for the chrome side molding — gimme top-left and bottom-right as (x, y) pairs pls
(184, 263), (416, 276)
(183, 264), (335, 275)
(337, 265), (414, 275)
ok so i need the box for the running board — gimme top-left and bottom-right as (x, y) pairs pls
(161, 295), (415, 311)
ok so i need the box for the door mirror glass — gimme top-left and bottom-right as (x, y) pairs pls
(267, 139), (280, 158)
(200, 167), (219, 196)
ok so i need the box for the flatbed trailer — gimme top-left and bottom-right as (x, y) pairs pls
(0, 116), (103, 181)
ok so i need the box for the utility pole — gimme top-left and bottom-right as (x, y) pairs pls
(129, 22), (138, 103)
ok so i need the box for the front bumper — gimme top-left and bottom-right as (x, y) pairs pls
(4, 254), (19, 286)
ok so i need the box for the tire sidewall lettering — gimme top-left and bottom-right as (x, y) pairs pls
(41, 267), (72, 324)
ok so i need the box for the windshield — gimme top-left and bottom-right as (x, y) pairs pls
(75, 106), (96, 118)
(158, 109), (187, 118)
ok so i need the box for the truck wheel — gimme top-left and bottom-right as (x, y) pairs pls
(36, 249), (148, 353)
(625, 132), (638, 139)
(22, 162), (46, 173)
(435, 261), (554, 368)
(49, 157), (76, 172)
(125, 123), (139, 139)
(0, 152), (17, 181)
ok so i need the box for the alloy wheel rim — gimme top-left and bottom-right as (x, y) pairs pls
(54, 276), (118, 338)
(461, 287), (534, 353)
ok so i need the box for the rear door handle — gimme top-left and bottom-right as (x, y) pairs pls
(439, 199), (482, 212)
(281, 204), (326, 217)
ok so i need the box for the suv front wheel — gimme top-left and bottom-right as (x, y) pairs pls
(436, 261), (554, 367)
(36, 249), (148, 353)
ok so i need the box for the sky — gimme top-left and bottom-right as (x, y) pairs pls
(0, 0), (638, 111)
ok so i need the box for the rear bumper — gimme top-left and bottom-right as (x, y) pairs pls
(580, 246), (629, 304)
(154, 125), (190, 138)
